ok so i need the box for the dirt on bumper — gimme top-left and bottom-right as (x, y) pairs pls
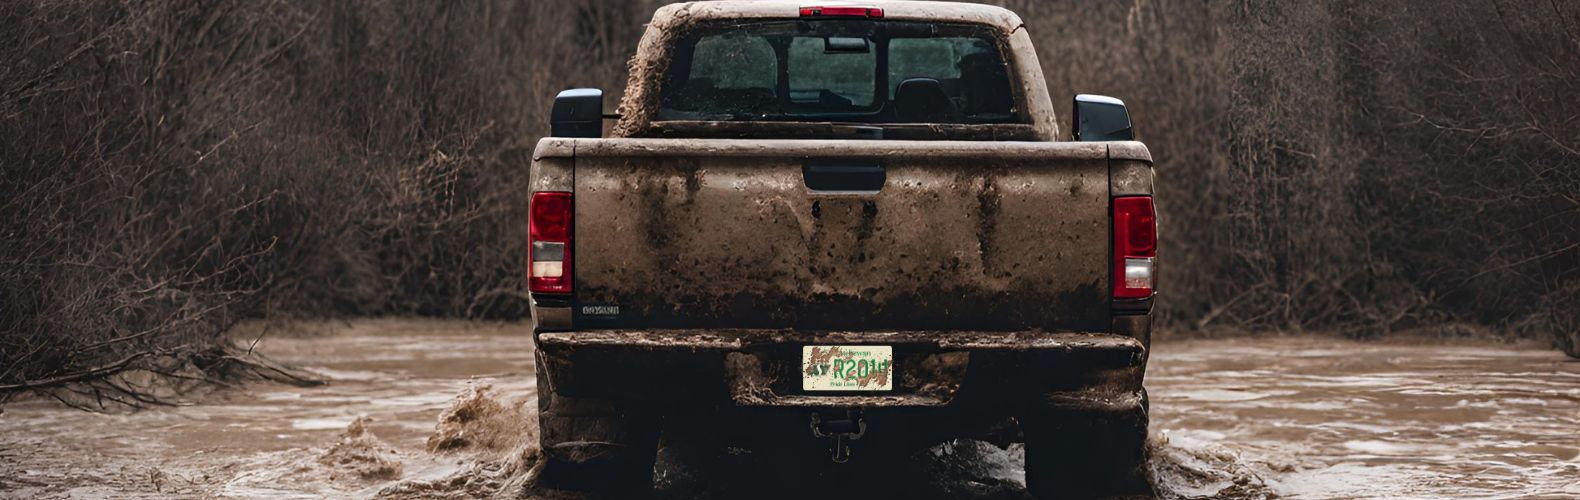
(535, 329), (1147, 414)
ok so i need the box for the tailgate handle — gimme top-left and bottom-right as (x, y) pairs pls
(803, 160), (885, 193)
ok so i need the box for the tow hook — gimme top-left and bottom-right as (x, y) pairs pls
(810, 411), (866, 463)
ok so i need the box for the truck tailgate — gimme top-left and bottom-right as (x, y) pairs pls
(566, 139), (1113, 332)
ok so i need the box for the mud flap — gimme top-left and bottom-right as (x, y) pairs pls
(535, 353), (661, 492)
(1021, 390), (1152, 499)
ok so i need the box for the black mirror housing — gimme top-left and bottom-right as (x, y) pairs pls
(551, 88), (604, 138)
(1072, 94), (1133, 141)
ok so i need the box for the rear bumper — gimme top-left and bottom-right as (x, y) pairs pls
(535, 327), (1148, 413)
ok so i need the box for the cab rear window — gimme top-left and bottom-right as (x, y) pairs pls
(658, 20), (1022, 124)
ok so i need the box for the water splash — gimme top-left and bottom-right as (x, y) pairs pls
(319, 416), (404, 481)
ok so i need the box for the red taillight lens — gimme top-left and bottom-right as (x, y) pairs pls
(1113, 196), (1157, 299)
(530, 192), (572, 294)
(799, 6), (884, 18)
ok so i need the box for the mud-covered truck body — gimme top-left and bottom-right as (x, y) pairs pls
(527, 2), (1157, 497)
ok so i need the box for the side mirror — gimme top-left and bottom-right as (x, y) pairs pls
(1072, 94), (1133, 141)
(551, 88), (604, 138)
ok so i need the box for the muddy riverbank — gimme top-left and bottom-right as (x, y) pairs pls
(1, 319), (1575, 498)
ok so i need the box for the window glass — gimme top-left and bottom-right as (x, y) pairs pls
(788, 36), (876, 107)
(889, 37), (1013, 117)
(657, 21), (1020, 124)
(688, 35), (776, 91)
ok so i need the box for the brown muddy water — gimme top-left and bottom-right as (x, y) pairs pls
(1, 319), (1576, 499)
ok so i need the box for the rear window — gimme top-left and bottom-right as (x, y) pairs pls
(658, 20), (1021, 124)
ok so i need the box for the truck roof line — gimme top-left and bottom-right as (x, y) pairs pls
(652, 1), (1025, 32)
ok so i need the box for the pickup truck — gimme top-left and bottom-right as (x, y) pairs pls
(528, 2), (1157, 498)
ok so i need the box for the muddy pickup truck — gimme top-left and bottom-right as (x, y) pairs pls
(528, 1), (1157, 497)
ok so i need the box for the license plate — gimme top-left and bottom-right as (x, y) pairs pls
(801, 345), (893, 391)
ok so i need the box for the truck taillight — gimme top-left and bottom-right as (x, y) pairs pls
(1113, 196), (1156, 299)
(799, 5), (884, 18)
(530, 192), (572, 294)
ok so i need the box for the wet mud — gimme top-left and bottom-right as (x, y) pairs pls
(1, 320), (1576, 498)
(566, 142), (1114, 333)
(319, 416), (405, 481)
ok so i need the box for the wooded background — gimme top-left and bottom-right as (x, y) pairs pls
(3, 0), (1577, 396)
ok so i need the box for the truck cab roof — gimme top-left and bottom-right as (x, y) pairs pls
(617, 1), (1057, 140)
(652, 1), (1026, 32)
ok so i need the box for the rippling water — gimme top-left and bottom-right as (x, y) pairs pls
(0, 320), (1574, 498)
(1149, 338), (1580, 499)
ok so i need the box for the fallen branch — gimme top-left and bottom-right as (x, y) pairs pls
(0, 350), (158, 392)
